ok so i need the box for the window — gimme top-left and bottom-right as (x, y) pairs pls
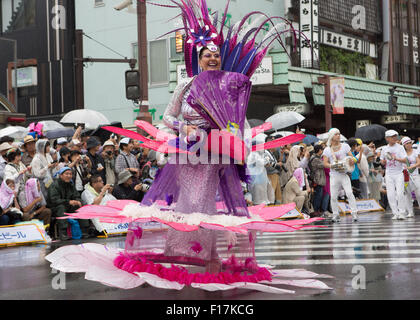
(94, 0), (105, 7)
(148, 39), (169, 85)
(133, 39), (170, 85)
(170, 36), (184, 60)
(1, 0), (36, 33)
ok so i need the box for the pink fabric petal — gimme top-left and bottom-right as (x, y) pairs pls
(106, 200), (138, 211)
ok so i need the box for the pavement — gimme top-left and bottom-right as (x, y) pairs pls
(2, 209), (420, 300)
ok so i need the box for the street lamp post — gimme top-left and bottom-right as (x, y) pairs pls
(0, 37), (18, 112)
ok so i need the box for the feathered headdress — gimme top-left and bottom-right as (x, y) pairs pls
(164, 0), (298, 78)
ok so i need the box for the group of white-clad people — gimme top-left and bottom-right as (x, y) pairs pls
(246, 128), (420, 223)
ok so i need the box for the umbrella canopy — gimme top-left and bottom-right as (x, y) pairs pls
(39, 120), (65, 132)
(0, 126), (29, 140)
(355, 124), (388, 143)
(302, 134), (319, 145)
(90, 122), (123, 143)
(270, 131), (294, 138)
(60, 109), (110, 130)
(45, 128), (75, 140)
(247, 119), (264, 128)
(265, 112), (305, 131)
(317, 132), (347, 142)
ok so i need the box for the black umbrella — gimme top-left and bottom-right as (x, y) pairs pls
(45, 128), (75, 140)
(355, 124), (388, 142)
(247, 119), (264, 128)
(90, 121), (123, 143)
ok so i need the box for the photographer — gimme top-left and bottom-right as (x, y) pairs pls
(86, 137), (106, 182)
(115, 138), (141, 184)
(309, 144), (328, 217)
(69, 150), (91, 193)
(112, 171), (148, 202)
(102, 140), (117, 186)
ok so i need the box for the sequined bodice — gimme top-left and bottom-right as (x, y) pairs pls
(181, 88), (210, 129)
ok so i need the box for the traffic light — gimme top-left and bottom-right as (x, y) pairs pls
(125, 70), (141, 100)
(388, 87), (398, 115)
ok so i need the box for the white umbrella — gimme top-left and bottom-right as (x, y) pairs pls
(39, 120), (66, 132)
(317, 132), (347, 142)
(265, 112), (305, 131)
(0, 126), (29, 140)
(270, 131), (294, 138)
(60, 109), (110, 130)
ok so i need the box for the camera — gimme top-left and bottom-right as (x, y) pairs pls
(106, 150), (113, 156)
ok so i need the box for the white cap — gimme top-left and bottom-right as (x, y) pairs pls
(119, 137), (130, 146)
(401, 136), (414, 145)
(57, 137), (67, 145)
(385, 130), (399, 137)
(72, 139), (82, 145)
(103, 140), (115, 148)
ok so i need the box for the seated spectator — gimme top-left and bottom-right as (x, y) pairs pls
(81, 175), (116, 235)
(21, 135), (37, 167)
(86, 137), (105, 183)
(4, 148), (32, 193)
(115, 138), (140, 183)
(0, 142), (12, 184)
(18, 178), (51, 228)
(0, 179), (23, 225)
(283, 168), (310, 212)
(47, 167), (89, 241)
(70, 150), (91, 193)
(31, 139), (58, 197)
(112, 171), (147, 202)
(102, 140), (117, 185)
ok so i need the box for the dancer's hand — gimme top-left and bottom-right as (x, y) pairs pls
(183, 125), (197, 136)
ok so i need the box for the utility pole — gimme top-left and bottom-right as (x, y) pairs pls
(136, 0), (152, 128)
(318, 76), (332, 132)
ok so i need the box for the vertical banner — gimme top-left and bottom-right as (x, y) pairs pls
(330, 77), (345, 114)
(299, 0), (319, 68)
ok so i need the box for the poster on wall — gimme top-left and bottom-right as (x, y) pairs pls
(330, 77), (345, 114)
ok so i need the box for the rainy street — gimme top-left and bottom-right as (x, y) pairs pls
(2, 209), (420, 300)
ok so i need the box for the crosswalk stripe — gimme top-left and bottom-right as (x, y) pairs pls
(257, 231), (420, 239)
(254, 236), (420, 243)
(257, 257), (420, 265)
(253, 249), (420, 257)
(254, 242), (420, 249)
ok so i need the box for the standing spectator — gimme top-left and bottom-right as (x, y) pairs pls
(0, 142), (12, 183)
(31, 139), (58, 197)
(264, 141), (283, 204)
(69, 139), (83, 152)
(367, 150), (383, 202)
(18, 178), (51, 227)
(131, 140), (142, 157)
(70, 150), (91, 193)
(4, 148), (32, 193)
(348, 138), (363, 199)
(55, 138), (68, 159)
(0, 179), (23, 225)
(112, 171), (146, 202)
(115, 138), (140, 183)
(380, 130), (408, 220)
(86, 137), (105, 182)
(57, 147), (71, 170)
(309, 144), (326, 216)
(47, 167), (89, 240)
(21, 135), (37, 167)
(102, 140), (117, 186)
(358, 145), (371, 199)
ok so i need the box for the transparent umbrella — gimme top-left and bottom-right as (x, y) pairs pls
(0, 126), (29, 140)
(265, 112), (305, 131)
(60, 109), (110, 130)
(39, 120), (66, 132)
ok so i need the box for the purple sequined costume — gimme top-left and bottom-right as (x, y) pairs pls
(134, 78), (252, 263)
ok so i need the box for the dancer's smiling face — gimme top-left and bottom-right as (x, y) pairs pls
(199, 48), (221, 71)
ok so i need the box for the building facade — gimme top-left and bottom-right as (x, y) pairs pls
(0, 0), (78, 123)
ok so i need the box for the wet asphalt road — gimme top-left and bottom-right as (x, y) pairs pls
(2, 209), (420, 300)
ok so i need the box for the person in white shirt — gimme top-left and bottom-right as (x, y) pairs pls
(81, 174), (116, 234)
(401, 137), (420, 218)
(380, 130), (408, 220)
(322, 128), (359, 222)
(0, 142), (12, 184)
